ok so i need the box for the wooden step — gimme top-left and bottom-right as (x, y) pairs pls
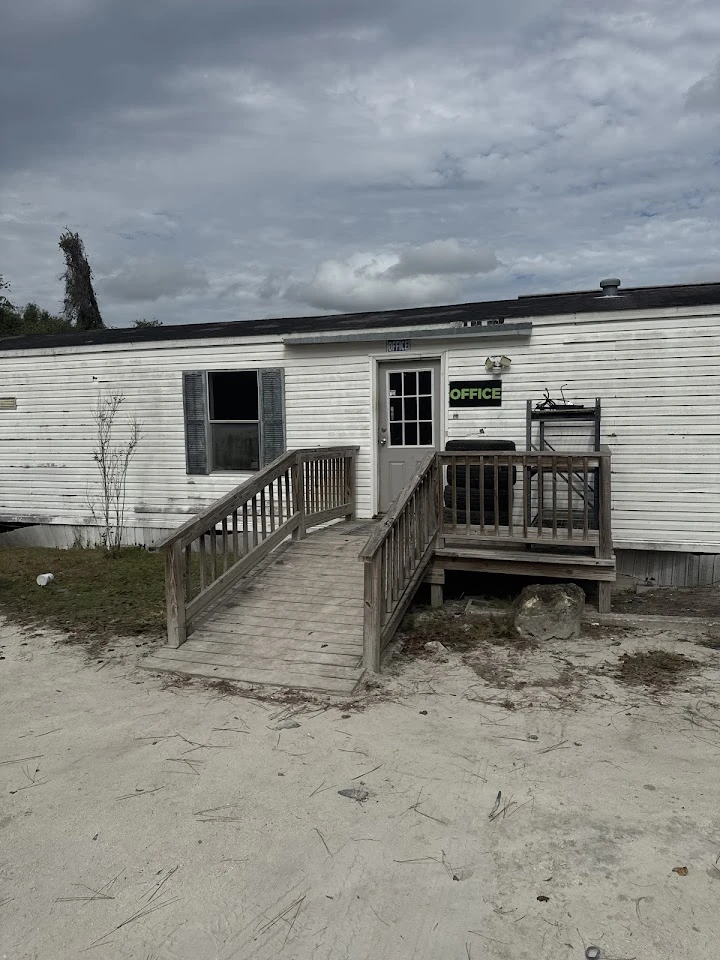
(190, 621), (362, 649)
(436, 546), (615, 566)
(185, 637), (362, 668)
(148, 644), (363, 678)
(141, 656), (360, 695)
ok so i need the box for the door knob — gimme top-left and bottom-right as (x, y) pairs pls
(379, 437), (387, 446)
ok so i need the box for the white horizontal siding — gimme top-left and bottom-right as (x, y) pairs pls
(447, 309), (720, 550)
(0, 304), (719, 549)
(0, 337), (375, 532)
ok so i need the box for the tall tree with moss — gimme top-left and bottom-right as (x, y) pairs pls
(59, 230), (105, 330)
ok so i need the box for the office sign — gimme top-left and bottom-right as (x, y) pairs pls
(449, 380), (502, 408)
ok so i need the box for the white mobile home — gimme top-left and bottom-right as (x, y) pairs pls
(1, 278), (719, 588)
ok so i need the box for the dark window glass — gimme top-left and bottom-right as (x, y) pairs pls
(418, 370), (432, 394)
(389, 372), (402, 396)
(211, 422), (260, 471)
(208, 370), (260, 471)
(390, 423), (403, 446)
(419, 421), (433, 445)
(404, 422), (418, 445)
(419, 396), (432, 420)
(389, 398), (402, 421)
(404, 397), (417, 420)
(209, 371), (258, 421)
(403, 371), (417, 395)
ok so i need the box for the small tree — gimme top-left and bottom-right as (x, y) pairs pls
(59, 229), (105, 330)
(88, 391), (141, 552)
(132, 318), (162, 328)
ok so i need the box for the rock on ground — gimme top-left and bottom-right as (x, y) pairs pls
(513, 582), (585, 641)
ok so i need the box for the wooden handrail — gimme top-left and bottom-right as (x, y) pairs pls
(152, 450), (297, 552)
(157, 446), (359, 648)
(359, 451), (436, 561)
(360, 453), (440, 671)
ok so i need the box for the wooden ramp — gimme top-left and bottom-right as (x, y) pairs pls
(142, 522), (368, 695)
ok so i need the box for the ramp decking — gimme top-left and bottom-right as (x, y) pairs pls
(143, 522), (367, 694)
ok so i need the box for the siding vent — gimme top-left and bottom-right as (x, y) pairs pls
(0, 397), (17, 411)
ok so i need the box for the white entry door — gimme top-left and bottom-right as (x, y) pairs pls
(377, 360), (441, 512)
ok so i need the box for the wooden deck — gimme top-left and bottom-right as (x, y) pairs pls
(142, 521), (368, 694)
(146, 444), (615, 687)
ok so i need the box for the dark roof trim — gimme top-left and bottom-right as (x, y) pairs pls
(1, 280), (719, 353)
(283, 321), (532, 345)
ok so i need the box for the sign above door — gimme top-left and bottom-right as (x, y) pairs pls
(449, 380), (502, 407)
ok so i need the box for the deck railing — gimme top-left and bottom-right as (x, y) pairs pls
(438, 449), (612, 555)
(153, 446), (359, 647)
(359, 452), (440, 671)
(360, 448), (612, 670)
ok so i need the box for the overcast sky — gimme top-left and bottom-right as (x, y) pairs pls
(1, 0), (719, 327)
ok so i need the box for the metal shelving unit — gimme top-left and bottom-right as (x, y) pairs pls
(525, 398), (602, 531)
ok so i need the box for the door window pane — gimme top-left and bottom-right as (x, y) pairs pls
(403, 371), (417, 395)
(387, 367), (435, 447)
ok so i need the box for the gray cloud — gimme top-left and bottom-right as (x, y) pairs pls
(100, 258), (209, 303)
(685, 62), (720, 112)
(1, 1), (720, 325)
(386, 240), (499, 279)
(284, 240), (500, 312)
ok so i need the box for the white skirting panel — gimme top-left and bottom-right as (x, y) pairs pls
(0, 523), (173, 550)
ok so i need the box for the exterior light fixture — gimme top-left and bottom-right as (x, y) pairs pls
(485, 355), (512, 373)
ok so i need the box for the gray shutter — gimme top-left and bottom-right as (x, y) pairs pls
(182, 371), (208, 475)
(260, 368), (286, 466)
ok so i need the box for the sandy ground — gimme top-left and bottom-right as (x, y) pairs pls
(2, 615), (720, 960)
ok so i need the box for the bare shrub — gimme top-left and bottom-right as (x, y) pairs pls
(87, 391), (141, 552)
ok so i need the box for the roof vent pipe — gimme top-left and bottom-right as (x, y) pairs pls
(599, 278), (621, 297)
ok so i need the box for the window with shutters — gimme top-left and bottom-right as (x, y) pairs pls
(208, 371), (260, 471)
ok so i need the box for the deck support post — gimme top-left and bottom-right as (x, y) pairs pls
(426, 563), (445, 608)
(292, 454), (306, 540)
(346, 452), (357, 520)
(363, 555), (383, 672)
(597, 581), (612, 614)
(597, 449), (613, 613)
(165, 541), (187, 648)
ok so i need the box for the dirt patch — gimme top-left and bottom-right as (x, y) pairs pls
(613, 584), (720, 618)
(400, 604), (526, 656)
(397, 605), (585, 705)
(698, 627), (720, 650)
(615, 650), (699, 689)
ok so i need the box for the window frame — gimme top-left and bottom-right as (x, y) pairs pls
(387, 366), (436, 449)
(206, 369), (262, 473)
